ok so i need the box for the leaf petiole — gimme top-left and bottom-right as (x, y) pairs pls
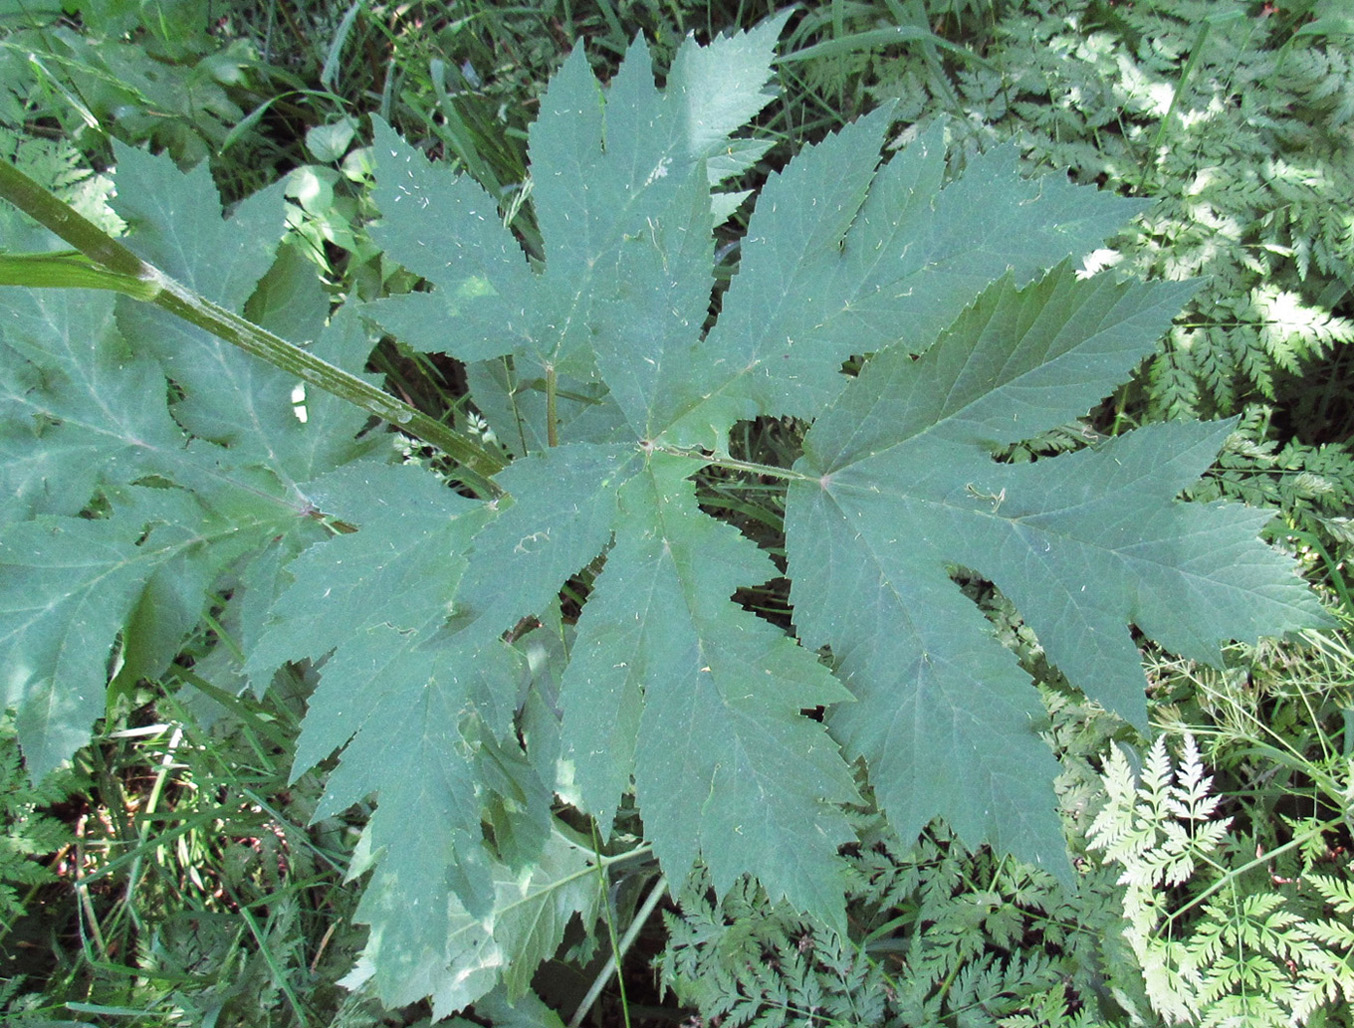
(546, 363), (559, 448)
(655, 443), (817, 483)
(0, 251), (161, 298)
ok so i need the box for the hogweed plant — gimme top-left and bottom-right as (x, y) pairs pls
(0, 16), (1332, 1018)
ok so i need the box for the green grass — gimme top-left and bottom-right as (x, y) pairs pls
(2, 656), (369, 1026)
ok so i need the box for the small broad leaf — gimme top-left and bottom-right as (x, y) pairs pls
(665, 12), (789, 168)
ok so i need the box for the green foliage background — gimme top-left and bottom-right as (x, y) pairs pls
(0, 1), (1351, 1027)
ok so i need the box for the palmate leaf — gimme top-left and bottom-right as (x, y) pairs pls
(332, 16), (1327, 1007)
(366, 25), (863, 929)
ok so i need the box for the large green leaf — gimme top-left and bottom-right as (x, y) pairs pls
(347, 15), (1325, 994)
(0, 487), (270, 778)
(363, 30), (864, 927)
(785, 266), (1329, 869)
(0, 289), (191, 520)
(111, 143), (302, 460)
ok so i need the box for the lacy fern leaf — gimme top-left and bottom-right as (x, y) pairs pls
(1090, 734), (1354, 1026)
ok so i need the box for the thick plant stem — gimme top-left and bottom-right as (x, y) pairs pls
(148, 277), (506, 494)
(0, 159), (149, 277)
(0, 159), (507, 497)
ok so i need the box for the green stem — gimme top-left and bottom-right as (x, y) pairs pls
(237, 902), (311, 1027)
(0, 159), (148, 277)
(581, 821), (632, 1028)
(0, 251), (161, 297)
(655, 443), (818, 483)
(570, 862), (667, 1028)
(150, 278), (506, 494)
(0, 158), (507, 497)
(123, 725), (185, 937)
(546, 363), (559, 448)
(1159, 817), (1332, 931)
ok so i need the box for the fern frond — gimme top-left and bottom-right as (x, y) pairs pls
(0, 718), (78, 926)
(1091, 730), (1354, 1027)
